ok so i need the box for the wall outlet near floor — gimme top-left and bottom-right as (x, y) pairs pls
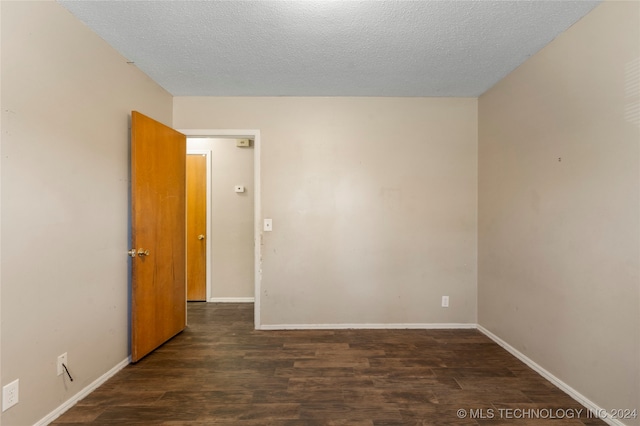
(57, 352), (68, 376)
(441, 296), (449, 308)
(2, 379), (19, 411)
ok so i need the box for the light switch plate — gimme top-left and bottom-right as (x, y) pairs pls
(264, 218), (273, 232)
(234, 185), (245, 193)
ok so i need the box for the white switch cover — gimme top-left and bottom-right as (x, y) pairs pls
(441, 296), (449, 308)
(263, 219), (273, 232)
(234, 185), (245, 193)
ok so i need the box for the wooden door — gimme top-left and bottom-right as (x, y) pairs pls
(131, 111), (186, 363)
(186, 154), (207, 301)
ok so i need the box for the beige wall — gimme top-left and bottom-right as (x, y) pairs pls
(187, 138), (254, 299)
(1, 2), (172, 425)
(175, 97), (478, 326)
(478, 1), (639, 421)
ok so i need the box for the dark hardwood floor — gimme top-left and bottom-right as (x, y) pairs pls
(52, 303), (605, 425)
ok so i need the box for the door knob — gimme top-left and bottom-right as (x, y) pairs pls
(137, 248), (150, 257)
(197, 235), (205, 240)
(128, 249), (137, 258)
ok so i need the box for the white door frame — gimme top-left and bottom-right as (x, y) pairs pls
(180, 129), (262, 330)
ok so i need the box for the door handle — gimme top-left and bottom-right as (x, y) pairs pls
(128, 249), (137, 258)
(137, 248), (150, 257)
(197, 235), (205, 240)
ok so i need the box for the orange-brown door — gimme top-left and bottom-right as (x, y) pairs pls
(186, 154), (207, 301)
(130, 111), (186, 363)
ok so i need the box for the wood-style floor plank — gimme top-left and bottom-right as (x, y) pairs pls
(51, 303), (606, 425)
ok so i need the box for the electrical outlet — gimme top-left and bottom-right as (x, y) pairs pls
(441, 296), (449, 308)
(57, 352), (68, 376)
(2, 379), (19, 411)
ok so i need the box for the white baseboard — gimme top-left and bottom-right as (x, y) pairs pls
(259, 323), (476, 330)
(35, 357), (130, 426)
(477, 325), (625, 426)
(208, 297), (255, 303)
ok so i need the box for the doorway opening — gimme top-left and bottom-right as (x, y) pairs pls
(181, 129), (262, 330)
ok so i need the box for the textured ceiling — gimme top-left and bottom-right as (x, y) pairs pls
(58, 0), (601, 97)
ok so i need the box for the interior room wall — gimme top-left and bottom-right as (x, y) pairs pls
(1, 2), (172, 425)
(478, 1), (639, 421)
(187, 138), (255, 300)
(175, 97), (478, 327)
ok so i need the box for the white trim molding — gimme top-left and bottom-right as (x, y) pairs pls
(259, 323), (477, 330)
(477, 325), (625, 426)
(35, 357), (130, 426)
(208, 297), (255, 303)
